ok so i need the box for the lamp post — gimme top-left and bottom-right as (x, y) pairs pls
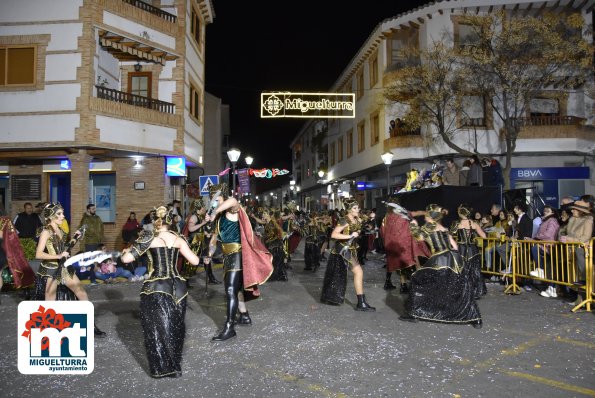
(317, 170), (325, 211)
(381, 152), (394, 196)
(227, 148), (241, 197)
(244, 156), (253, 203)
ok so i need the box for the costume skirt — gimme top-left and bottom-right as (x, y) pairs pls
(140, 293), (186, 378)
(320, 252), (348, 305)
(33, 264), (77, 301)
(459, 243), (487, 299)
(407, 251), (481, 323)
(267, 244), (287, 281)
(304, 241), (320, 270)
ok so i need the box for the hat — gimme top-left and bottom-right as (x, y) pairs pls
(570, 200), (591, 214)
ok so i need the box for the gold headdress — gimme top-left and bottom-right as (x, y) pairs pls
(426, 204), (444, 222)
(152, 205), (174, 226)
(208, 183), (228, 199)
(343, 198), (359, 210)
(190, 199), (204, 213)
(43, 202), (63, 223)
(457, 204), (472, 218)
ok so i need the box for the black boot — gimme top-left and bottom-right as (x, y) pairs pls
(355, 294), (376, 312)
(384, 273), (396, 290)
(400, 283), (410, 294)
(236, 311), (252, 326)
(94, 324), (107, 337)
(471, 319), (483, 329)
(211, 321), (236, 341)
(206, 264), (221, 285)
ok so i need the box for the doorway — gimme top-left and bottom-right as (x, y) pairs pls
(49, 173), (71, 222)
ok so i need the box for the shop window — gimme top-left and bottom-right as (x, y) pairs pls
(89, 173), (116, 222)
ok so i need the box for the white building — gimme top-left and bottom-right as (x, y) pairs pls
(0, 0), (214, 248)
(292, 0), (594, 212)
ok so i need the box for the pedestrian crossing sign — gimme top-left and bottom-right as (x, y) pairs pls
(199, 175), (219, 196)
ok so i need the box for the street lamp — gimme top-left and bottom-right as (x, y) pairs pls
(245, 156), (253, 167)
(227, 148), (241, 197)
(317, 170), (325, 211)
(381, 151), (394, 196)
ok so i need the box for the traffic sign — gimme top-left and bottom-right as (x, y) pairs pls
(199, 175), (219, 196)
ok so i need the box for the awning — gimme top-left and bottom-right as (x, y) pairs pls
(98, 30), (178, 65)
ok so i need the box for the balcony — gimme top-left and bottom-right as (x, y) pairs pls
(384, 128), (424, 151)
(516, 115), (590, 139)
(96, 86), (175, 114)
(121, 0), (177, 23)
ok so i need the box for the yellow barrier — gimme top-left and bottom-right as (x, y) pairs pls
(476, 237), (592, 312)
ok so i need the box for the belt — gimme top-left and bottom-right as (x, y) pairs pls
(221, 242), (241, 255)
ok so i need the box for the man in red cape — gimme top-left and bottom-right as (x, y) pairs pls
(381, 199), (429, 292)
(206, 183), (272, 341)
(0, 216), (35, 291)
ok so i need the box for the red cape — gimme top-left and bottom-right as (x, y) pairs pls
(1, 217), (35, 288)
(239, 208), (273, 295)
(382, 212), (429, 272)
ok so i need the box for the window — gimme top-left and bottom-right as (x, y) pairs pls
(530, 98), (560, 117)
(356, 69), (364, 99)
(357, 121), (365, 152)
(128, 72), (151, 97)
(346, 130), (353, 158)
(337, 137), (343, 163)
(458, 23), (480, 50)
(89, 173), (116, 223)
(0, 46), (36, 86)
(191, 6), (202, 47)
(461, 95), (486, 127)
(330, 141), (336, 166)
(387, 29), (418, 70)
(370, 112), (380, 146)
(189, 83), (201, 122)
(369, 53), (378, 87)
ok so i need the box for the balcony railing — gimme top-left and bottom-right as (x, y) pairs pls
(96, 86), (175, 114)
(462, 117), (486, 127)
(122, 0), (177, 23)
(515, 115), (584, 126)
(389, 127), (421, 138)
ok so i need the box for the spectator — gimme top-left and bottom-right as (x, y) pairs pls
(560, 200), (593, 292)
(529, 206), (560, 298)
(473, 211), (483, 224)
(497, 202), (532, 276)
(459, 160), (471, 185)
(388, 119), (397, 137)
(467, 155), (483, 186)
(79, 204), (104, 251)
(73, 254), (98, 286)
(482, 157), (504, 188)
(442, 158), (461, 186)
(141, 210), (156, 232)
(13, 202), (43, 239)
(122, 212), (141, 244)
(94, 244), (134, 283)
(489, 203), (502, 225)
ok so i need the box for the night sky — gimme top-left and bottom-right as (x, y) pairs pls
(205, 1), (428, 190)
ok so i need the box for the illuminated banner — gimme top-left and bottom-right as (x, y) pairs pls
(249, 168), (290, 178)
(261, 92), (355, 119)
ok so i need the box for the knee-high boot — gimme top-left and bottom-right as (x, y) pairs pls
(384, 272), (396, 290)
(205, 262), (221, 284)
(212, 270), (242, 341)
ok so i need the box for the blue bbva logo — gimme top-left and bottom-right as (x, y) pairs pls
(18, 302), (94, 374)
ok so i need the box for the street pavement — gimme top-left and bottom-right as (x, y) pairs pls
(0, 242), (594, 398)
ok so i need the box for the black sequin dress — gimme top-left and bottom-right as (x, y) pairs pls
(304, 223), (321, 271)
(406, 225), (481, 324)
(320, 218), (360, 305)
(33, 226), (76, 301)
(264, 220), (287, 281)
(454, 225), (487, 299)
(132, 231), (188, 378)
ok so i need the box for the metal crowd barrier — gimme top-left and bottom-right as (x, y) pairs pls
(476, 237), (592, 312)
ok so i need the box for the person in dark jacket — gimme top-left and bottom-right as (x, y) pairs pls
(13, 202), (43, 239)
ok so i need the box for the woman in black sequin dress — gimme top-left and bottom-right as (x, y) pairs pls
(320, 198), (375, 311)
(122, 206), (199, 378)
(452, 205), (487, 299)
(400, 204), (482, 328)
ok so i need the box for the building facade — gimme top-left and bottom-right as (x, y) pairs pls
(291, 0), (594, 211)
(0, 0), (214, 249)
